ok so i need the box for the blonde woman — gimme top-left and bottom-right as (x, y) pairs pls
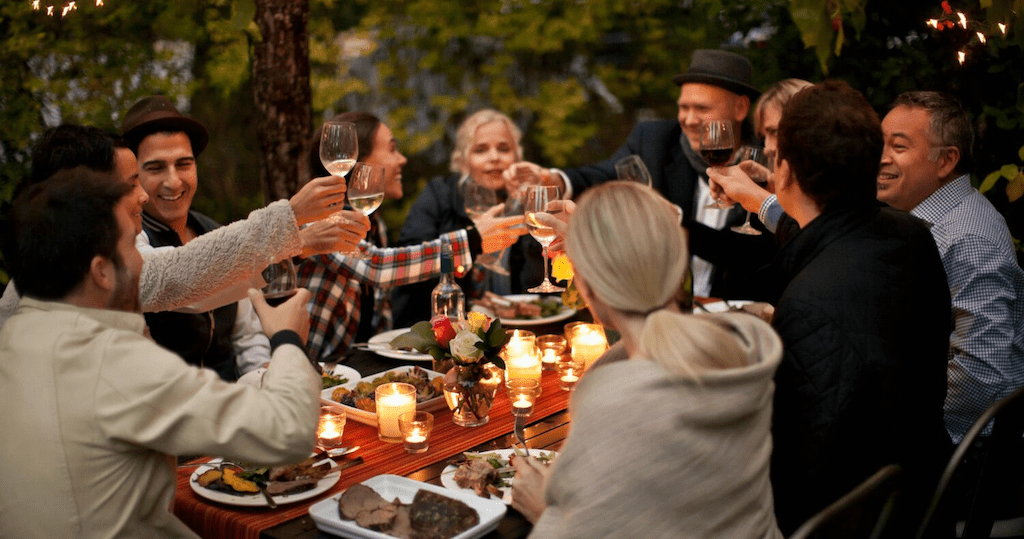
(393, 109), (543, 326)
(511, 182), (784, 539)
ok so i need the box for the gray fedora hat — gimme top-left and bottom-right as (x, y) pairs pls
(119, 95), (209, 156)
(672, 49), (760, 100)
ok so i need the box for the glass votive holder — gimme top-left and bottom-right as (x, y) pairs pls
(317, 408), (346, 449)
(536, 335), (567, 371)
(507, 378), (540, 417)
(502, 329), (536, 359)
(375, 382), (417, 443)
(571, 323), (608, 371)
(564, 321), (585, 343)
(398, 411), (434, 453)
(557, 357), (583, 391)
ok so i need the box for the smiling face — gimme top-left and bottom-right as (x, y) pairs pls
(465, 121), (518, 190)
(136, 132), (197, 234)
(364, 123), (407, 200)
(878, 106), (946, 212)
(114, 147), (148, 234)
(676, 83), (750, 151)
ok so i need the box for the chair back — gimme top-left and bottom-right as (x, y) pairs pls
(915, 386), (1024, 539)
(789, 464), (904, 539)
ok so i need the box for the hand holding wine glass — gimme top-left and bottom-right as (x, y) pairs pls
(319, 122), (358, 179)
(256, 257), (298, 307)
(461, 177), (508, 274)
(700, 120), (737, 209)
(344, 162), (385, 260)
(730, 146), (771, 236)
(525, 185), (564, 293)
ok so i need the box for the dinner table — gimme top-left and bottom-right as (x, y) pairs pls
(173, 311), (590, 539)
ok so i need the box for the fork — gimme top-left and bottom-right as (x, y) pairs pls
(513, 414), (531, 457)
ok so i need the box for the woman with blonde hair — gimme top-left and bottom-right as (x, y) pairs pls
(392, 109), (544, 326)
(511, 181), (784, 539)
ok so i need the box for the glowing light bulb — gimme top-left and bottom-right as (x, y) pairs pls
(957, 12), (968, 29)
(32, 0), (40, 10)
(977, 32), (986, 43)
(999, 23), (1007, 35)
(927, 19), (940, 29)
(957, 50), (966, 64)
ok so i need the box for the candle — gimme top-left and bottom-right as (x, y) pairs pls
(506, 349), (542, 386)
(317, 410), (346, 448)
(375, 383), (416, 443)
(559, 368), (580, 391)
(399, 411), (434, 453)
(571, 324), (608, 370)
(507, 378), (540, 417)
(536, 335), (567, 371)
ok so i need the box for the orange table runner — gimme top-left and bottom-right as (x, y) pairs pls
(173, 370), (571, 539)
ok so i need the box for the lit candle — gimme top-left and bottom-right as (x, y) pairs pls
(536, 335), (567, 371)
(317, 410), (346, 448)
(506, 348), (542, 385)
(559, 368), (580, 391)
(375, 383), (416, 443)
(507, 378), (540, 417)
(571, 324), (608, 370)
(399, 411), (433, 453)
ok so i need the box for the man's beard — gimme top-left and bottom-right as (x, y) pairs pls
(108, 264), (141, 313)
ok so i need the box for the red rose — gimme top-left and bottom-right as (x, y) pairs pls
(431, 316), (457, 348)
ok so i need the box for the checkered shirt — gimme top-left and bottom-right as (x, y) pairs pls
(912, 174), (1024, 442)
(297, 229), (471, 361)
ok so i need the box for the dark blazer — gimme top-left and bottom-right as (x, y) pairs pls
(766, 205), (952, 536)
(562, 119), (776, 299)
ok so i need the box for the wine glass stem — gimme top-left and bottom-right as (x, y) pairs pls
(542, 245), (552, 284)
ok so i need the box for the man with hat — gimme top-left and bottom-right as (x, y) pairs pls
(508, 49), (771, 299)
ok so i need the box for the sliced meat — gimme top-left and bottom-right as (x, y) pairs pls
(453, 459), (499, 498)
(408, 489), (480, 539)
(339, 484), (393, 521)
(388, 504), (414, 538)
(265, 477), (317, 496)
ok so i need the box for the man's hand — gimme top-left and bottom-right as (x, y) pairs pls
(289, 176), (348, 226)
(502, 162), (561, 192)
(510, 454), (551, 524)
(473, 204), (527, 253)
(706, 164), (772, 214)
(248, 288), (312, 345)
(298, 211), (370, 257)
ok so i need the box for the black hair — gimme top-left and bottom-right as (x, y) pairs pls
(29, 124), (119, 186)
(4, 166), (131, 300)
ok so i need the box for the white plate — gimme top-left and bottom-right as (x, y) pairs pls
(439, 449), (557, 505)
(320, 366), (447, 426)
(694, 300), (754, 314)
(308, 474), (506, 539)
(320, 364), (362, 390)
(471, 294), (577, 327)
(189, 457), (340, 507)
(367, 328), (434, 362)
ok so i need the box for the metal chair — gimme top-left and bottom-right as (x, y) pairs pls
(789, 464), (904, 539)
(916, 386), (1024, 539)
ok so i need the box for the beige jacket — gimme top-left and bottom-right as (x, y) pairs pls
(0, 298), (320, 538)
(531, 313), (784, 539)
(0, 200), (301, 325)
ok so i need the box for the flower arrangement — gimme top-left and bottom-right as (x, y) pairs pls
(391, 312), (510, 426)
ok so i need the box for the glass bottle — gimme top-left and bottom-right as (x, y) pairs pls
(431, 239), (465, 322)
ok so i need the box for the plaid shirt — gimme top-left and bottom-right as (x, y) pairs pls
(297, 229), (471, 361)
(912, 174), (1024, 442)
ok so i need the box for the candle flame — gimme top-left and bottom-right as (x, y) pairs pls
(957, 12), (967, 29)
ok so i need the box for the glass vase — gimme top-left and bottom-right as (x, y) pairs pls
(443, 362), (502, 427)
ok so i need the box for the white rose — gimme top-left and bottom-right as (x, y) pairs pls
(450, 330), (484, 363)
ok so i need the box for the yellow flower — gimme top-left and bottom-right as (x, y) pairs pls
(551, 253), (574, 281)
(467, 311), (490, 332)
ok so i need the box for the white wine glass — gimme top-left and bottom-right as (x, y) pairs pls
(730, 146), (771, 236)
(525, 185), (564, 294)
(615, 155), (652, 187)
(345, 162), (386, 260)
(460, 177), (508, 275)
(256, 257), (298, 307)
(700, 121), (737, 209)
(319, 122), (358, 179)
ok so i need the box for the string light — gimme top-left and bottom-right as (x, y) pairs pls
(925, 1), (1016, 66)
(957, 50), (966, 64)
(31, 0), (39, 9)
(998, 22), (1007, 34)
(31, 0), (105, 17)
(96, 0), (102, 5)
(46, 5), (53, 15)
(957, 12), (968, 29)
(61, 1), (77, 16)
(977, 31), (986, 43)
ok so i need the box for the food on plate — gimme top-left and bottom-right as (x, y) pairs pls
(338, 484), (480, 539)
(195, 456), (332, 498)
(331, 367), (443, 412)
(472, 292), (562, 320)
(451, 451), (555, 499)
(321, 371), (351, 389)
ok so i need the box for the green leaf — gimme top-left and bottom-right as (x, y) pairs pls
(1001, 164), (1019, 180)
(1018, 144), (1024, 162)
(980, 170), (1003, 193)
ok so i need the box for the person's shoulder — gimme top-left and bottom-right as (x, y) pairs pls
(633, 119), (680, 137)
(188, 210), (222, 231)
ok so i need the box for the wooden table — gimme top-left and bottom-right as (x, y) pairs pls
(173, 342), (575, 539)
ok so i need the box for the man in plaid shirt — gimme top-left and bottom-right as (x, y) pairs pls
(878, 91), (1024, 443)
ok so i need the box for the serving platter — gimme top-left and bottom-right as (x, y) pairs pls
(471, 294), (577, 327)
(308, 474), (506, 539)
(320, 366), (447, 426)
(189, 458), (340, 507)
(366, 329), (433, 362)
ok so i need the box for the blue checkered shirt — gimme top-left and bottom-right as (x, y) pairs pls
(297, 229), (471, 361)
(912, 174), (1024, 442)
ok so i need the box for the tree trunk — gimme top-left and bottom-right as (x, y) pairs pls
(252, 0), (312, 201)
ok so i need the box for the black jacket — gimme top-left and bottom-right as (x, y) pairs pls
(562, 119), (776, 299)
(766, 205), (952, 535)
(142, 211), (241, 382)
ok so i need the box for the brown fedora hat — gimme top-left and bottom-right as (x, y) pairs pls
(119, 95), (209, 156)
(672, 49), (760, 100)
